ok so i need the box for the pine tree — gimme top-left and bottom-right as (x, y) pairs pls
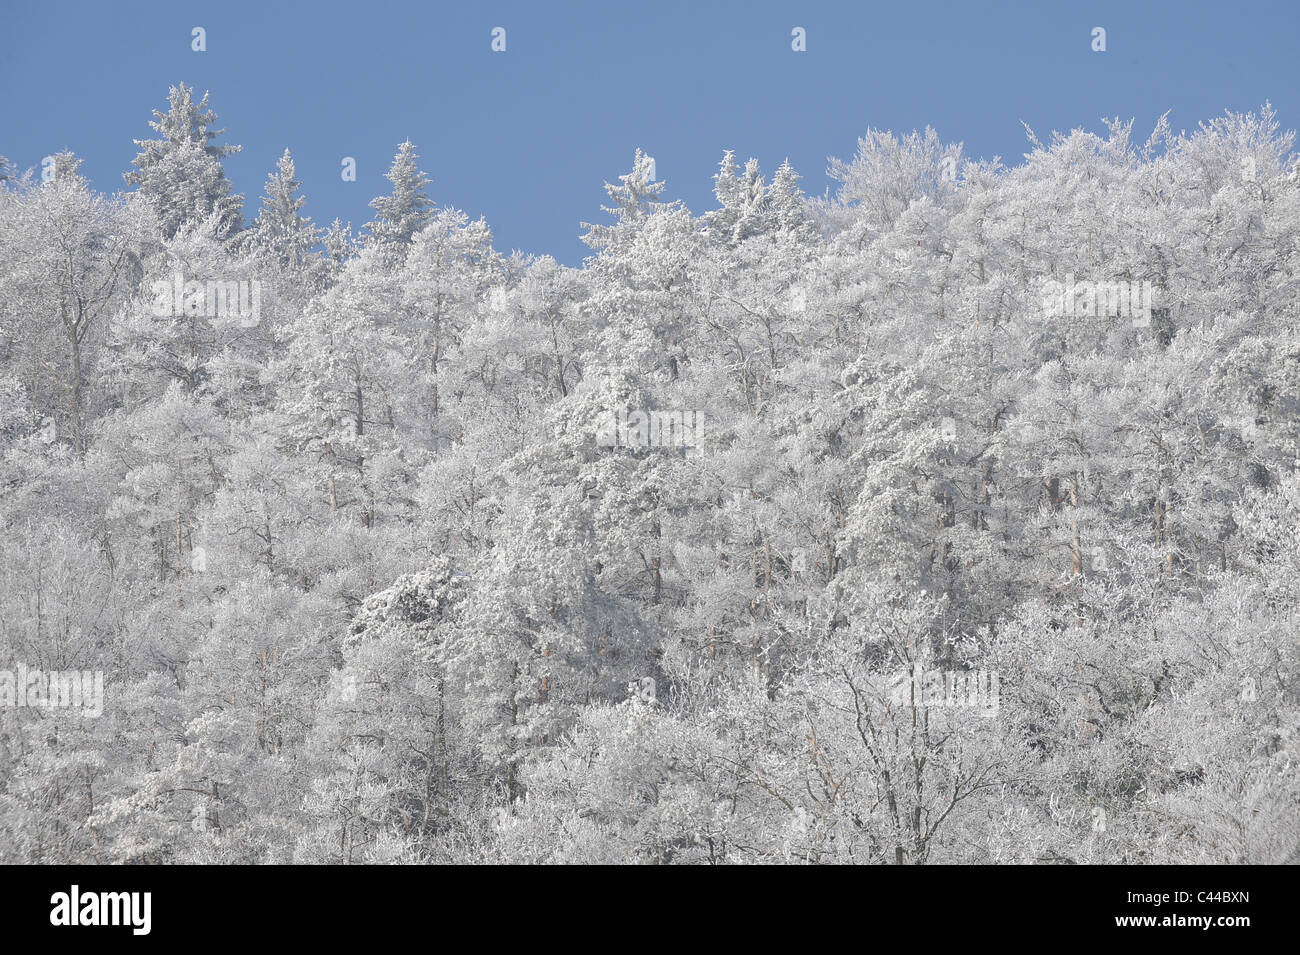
(767, 158), (812, 234)
(364, 140), (433, 259)
(705, 149), (743, 239)
(731, 157), (767, 241)
(124, 83), (243, 239)
(250, 148), (321, 269)
(581, 148), (667, 251)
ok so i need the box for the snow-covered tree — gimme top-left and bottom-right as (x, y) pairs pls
(124, 84), (244, 239)
(249, 148), (321, 270)
(364, 141), (433, 261)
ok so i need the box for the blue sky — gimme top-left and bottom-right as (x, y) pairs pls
(2, 0), (1297, 265)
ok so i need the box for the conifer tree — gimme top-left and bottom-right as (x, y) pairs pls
(124, 83), (243, 239)
(364, 140), (433, 259)
(250, 148), (321, 269)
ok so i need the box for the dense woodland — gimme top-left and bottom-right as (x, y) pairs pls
(1, 84), (1297, 864)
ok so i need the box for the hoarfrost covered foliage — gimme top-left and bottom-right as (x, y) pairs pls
(0, 87), (1297, 864)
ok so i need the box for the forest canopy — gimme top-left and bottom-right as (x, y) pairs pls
(0, 86), (1297, 864)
